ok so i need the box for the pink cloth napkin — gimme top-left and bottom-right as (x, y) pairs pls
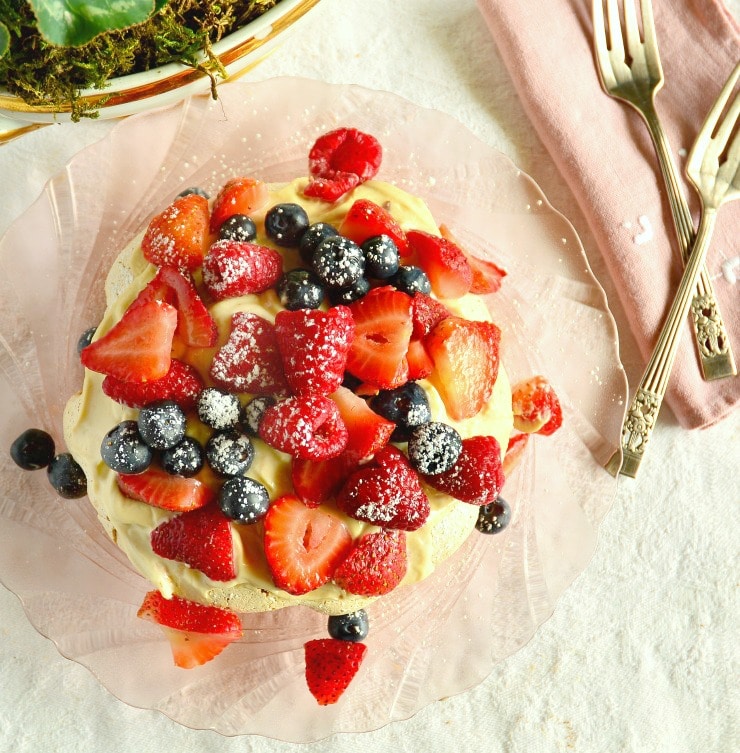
(478, 0), (739, 430)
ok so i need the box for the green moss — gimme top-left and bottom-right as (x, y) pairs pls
(0, 0), (279, 120)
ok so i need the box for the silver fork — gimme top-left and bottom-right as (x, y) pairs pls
(606, 62), (740, 477)
(592, 0), (736, 381)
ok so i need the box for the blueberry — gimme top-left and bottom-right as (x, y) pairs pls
(370, 382), (431, 442)
(328, 610), (369, 642)
(206, 431), (255, 477)
(160, 436), (204, 477)
(390, 265), (431, 295)
(197, 388), (241, 431)
(239, 396), (277, 437)
(100, 421), (153, 474)
(475, 496), (512, 534)
(265, 203), (310, 247)
(312, 236), (365, 289)
(10, 428), (55, 470)
(218, 214), (257, 242)
(277, 268), (325, 311)
(362, 235), (400, 279)
(299, 222), (338, 265)
(328, 276), (370, 304)
(76, 326), (97, 355)
(219, 476), (270, 524)
(47, 453), (87, 499)
(176, 186), (209, 199)
(137, 400), (186, 450)
(407, 421), (462, 475)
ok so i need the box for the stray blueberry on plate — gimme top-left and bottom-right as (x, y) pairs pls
(206, 431), (255, 477)
(197, 387), (241, 431)
(47, 452), (87, 499)
(239, 396), (277, 436)
(137, 400), (187, 450)
(328, 610), (369, 642)
(390, 265), (431, 295)
(100, 421), (153, 474)
(277, 268), (325, 310)
(362, 234), (399, 279)
(298, 222), (338, 265)
(370, 381), (432, 441)
(265, 203), (310, 247)
(312, 236), (365, 289)
(76, 326), (97, 356)
(219, 476), (270, 524)
(407, 421), (462, 475)
(10, 428), (55, 470)
(160, 436), (204, 477)
(475, 496), (512, 534)
(218, 213), (257, 243)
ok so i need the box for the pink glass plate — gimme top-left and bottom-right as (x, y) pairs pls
(0, 78), (627, 740)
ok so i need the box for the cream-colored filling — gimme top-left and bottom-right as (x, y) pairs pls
(63, 179), (513, 616)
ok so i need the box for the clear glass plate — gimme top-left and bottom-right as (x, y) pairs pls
(0, 78), (628, 740)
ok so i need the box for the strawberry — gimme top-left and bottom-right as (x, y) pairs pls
(511, 375), (563, 436)
(308, 128), (382, 182)
(329, 386), (394, 462)
(150, 504), (236, 581)
(141, 194), (210, 271)
(291, 453), (358, 508)
(337, 445), (430, 531)
(81, 300), (177, 382)
(405, 338), (433, 381)
(117, 467), (215, 512)
(259, 394), (348, 460)
(410, 292), (450, 338)
(209, 177), (269, 233)
(345, 286), (413, 389)
(338, 199), (410, 256)
(263, 495), (353, 595)
(304, 638), (367, 705)
(137, 590), (242, 669)
(424, 435), (504, 505)
(303, 173), (360, 203)
(424, 316), (501, 420)
(102, 358), (203, 409)
(274, 307), (355, 396)
(210, 312), (288, 395)
(439, 223), (507, 294)
(502, 432), (529, 477)
(202, 240), (283, 301)
(333, 528), (407, 596)
(406, 230), (473, 299)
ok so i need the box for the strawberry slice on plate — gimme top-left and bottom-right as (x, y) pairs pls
(333, 528), (407, 596)
(511, 375), (562, 435)
(338, 198), (410, 256)
(304, 638), (367, 706)
(137, 590), (242, 669)
(209, 177), (269, 233)
(102, 358), (203, 409)
(502, 432), (529, 477)
(264, 495), (353, 595)
(329, 386), (395, 462)
(117, 467), (215, 512)
(406, 230), (473, 299)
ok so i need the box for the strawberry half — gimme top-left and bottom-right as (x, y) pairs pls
(511, 375), (563, 436)
(81, 300), (177, 382)
(329, 386), (394, 462)
(137, 590), (242, 669)
(405, 338), (433, 381)
(439, 224), (507, 294)
(345, 286), (413, 389)
(425, 316), (501, 420)
(264, 495), (353, 595)
(503, 432), (529, 477)
(410, 292), (450, 338)
(338, 199), (410, 256)
(333, 528), (407, 596)
(141, 194), (210, 271)
(407, 230), (473, 299)
(117, 467), (215, 512)
(209, 177), (269, 233)
(304, 638), (367, 706)
(102, 358), (203, 409)
(202, 240), (283, 301)
(150, 505), (236, 582)
(291, 453), (358, 508)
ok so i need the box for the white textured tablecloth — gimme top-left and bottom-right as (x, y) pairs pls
(1, 1), (738, 751)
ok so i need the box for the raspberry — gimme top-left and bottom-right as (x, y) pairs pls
(202, 240), (282, 300)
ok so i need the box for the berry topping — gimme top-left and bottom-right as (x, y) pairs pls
(137, 400), (187, 450)
(218, 214), (257, 243)
(218, 476), (270, 524)
(475, 496), (512, 534)
(100, 421), (153, 474)
(239, 395), (277, 436)
(299, 222), (339, 264)
(329, 386), (395, 462)
(259, 394), (348, 461)
(327, 276), (371, 305)
(209, 177), (269, 233)
(290, 453), (357, 508)
(10, 428), (55, 470)
(150, 504), (236, 581)
(338, 198), (409, 256)
(312, 235), (365, 289)
(439, 224), (507, 294)
(265, 202), (310, 247)
(117, 467), (214, 512)
(46, 453), (87, 499)
(345, 286), (413, 389)
(137, 590), (242, 669)
(410, 292), (450, 338)
(337, 445), (430, 531)
(424, 435), (504, 505)
(406, 230), (473, 299)
(333, 528), (407, 596)
(141, 193), (210, 271)
(405, 338), (434, 381)
(263, 494), (353, 595)
(303, 173), (361, 203)
(328, 610), (369, 642)
(276, 268), (325, 311)
(177, 186), (209, 199)
(361, 234), (400, 279)
(389, 265), (432, 296)
(160, 436), (205, 477)
(304, 638), (367, 706)
(80, 300), (177, 383)
(502, 432), (529, 478)
(196, 387), (241, 431)
(511, 375), (563, 436)
(425, 316), (501, 421)
(210, 312), (288, 395)
(369, 381), (432, 442)
(76, 326), (97, 355)
(274, 306), (355, 396)
(205, 431), (255, 477)
(407, 421), (462, 475)
(202, 240), (283, 300)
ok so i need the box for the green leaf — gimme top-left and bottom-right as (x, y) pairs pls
(29, 0), (171, 47)
(0, 22), (9, 59)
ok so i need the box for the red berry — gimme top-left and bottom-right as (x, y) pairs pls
(117, 467), (215, 512)
(338, 199), (410, 256)
(102, 358), (203, 409)
(209, 177), (269, 233)
(410, 292), (450, 338)
(308, 128), (382, 182)
(405, 338), (433, 380)
(502, 432), (529, 477)
(303, 174), (360, 203)
(202, 240), (283, 300)
(304, 638), (367, 705)
(333, 528), (407, 596)
(329, 386), (394, 462)
(511, 375), (562, 435)
(406, 230), (473, 299)
(291, 453), (358, 508)
(439, 224), (507, 294)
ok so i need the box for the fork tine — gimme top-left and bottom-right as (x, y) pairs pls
(713, 89), (739, 159)
(592, 0), (616, 88)
(639, 0), (664, 81)
(605, 0), (626, 60)
(623, 0), (641, 62)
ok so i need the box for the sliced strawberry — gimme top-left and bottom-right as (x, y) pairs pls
(117, 467), (215, 512)
(304, 638), (367, 705)
(333, 528), (407, 596)
(150, 505), (236, 582)
(303, 174), (360, 203)
(210, 312), (288, 395)
(405, 338), (433, 381)
(81, 300), (177, 382)
(141, 194), (210, 271)
(410, 292), (451, 338)
(102, 358), (203, 409)
(425, 316), (501, 420)
(154, 267), (217, 347)
(263, 495), (353, 595)
(137, 590), (242, 669)
(345, 286), (413, 389)
(439, 223), (507, 294)
(274, 307), (355, 396)
(337, 445), (430, 531)
(308, 128), (382, 182)
(329, 386), (395, 462)
(338, 199), (410, 256)
(407, 230), (473, 299)
(209, 177), (269, 233)
(202, 240), (283, 301)
(424, 435), (504, 505)
(291, 453), (358, 508)
(503, 432), (529, 477)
